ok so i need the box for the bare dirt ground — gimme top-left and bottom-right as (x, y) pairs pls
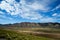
(1, 28), (60, 40)
(17, 30), (60, 39)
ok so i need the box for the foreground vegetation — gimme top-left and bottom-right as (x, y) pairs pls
(0, 28), (58, 40)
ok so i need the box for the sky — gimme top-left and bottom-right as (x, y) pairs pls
(0, 0), (60, 24)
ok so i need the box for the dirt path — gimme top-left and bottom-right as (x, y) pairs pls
(17, 30), (60, 39)
(2, 29), (60, 39)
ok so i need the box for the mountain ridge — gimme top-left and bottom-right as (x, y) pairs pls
(0, 22), (60, 28)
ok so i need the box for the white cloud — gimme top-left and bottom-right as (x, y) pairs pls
(52, 13), (60, 17)
(0, 14), (13, 20)
(0, 0), (59, 21)
(20, 11), (42, 20)
(24, 0), (57, 11)
(0, 1), (15, 13)
(51, 5), (60, 11)
(26, 2), (48, 11)
(40, 17), (54, 22)
(22, 0), (51, 11)
(0, 11), (4, 14)
(0, 0), (42, 20)
(4, 0), (15, 4)
(52, 13), (57, 16)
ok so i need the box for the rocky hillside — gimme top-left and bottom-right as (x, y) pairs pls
(0, 22), (60, 28)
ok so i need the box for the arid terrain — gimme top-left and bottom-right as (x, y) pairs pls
(0, 22), (60, 40)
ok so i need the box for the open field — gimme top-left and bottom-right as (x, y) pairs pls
(0, 28), (60, 40)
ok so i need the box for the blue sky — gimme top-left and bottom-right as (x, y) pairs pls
(0, 0), (60, 24)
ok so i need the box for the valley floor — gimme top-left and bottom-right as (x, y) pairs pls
(0, 28), (60, 40)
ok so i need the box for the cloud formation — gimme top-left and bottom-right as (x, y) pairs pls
(0, 0), (44, 20)
(0, 0), (60, 23)
(52, 13), (60, 17)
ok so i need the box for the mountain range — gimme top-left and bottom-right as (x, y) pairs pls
(0, 22), (60, 29)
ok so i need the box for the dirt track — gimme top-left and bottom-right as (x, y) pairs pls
(17, 30), (60, 39)
(2, 28), (60, 39)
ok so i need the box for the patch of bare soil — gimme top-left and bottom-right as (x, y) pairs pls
(17, 30), (60, 40)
